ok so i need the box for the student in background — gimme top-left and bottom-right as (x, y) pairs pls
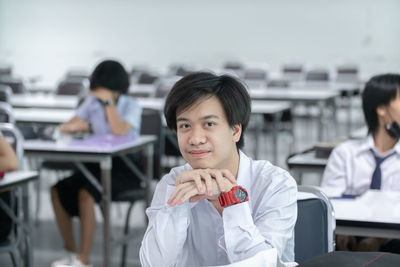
(140, 72), (297, 266)
(321, 73), (400, 252)
(50, 60), (142, 267)
(0, 129), (19, 242)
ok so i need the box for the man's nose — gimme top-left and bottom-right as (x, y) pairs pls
(189, 127), (206, 145)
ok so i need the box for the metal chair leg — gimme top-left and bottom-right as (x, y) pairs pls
(121, 201), (135, 267)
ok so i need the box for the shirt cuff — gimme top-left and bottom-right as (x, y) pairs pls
(223, 201), (253, 227)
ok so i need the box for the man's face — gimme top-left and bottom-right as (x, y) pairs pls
(176, 96), (241, 170)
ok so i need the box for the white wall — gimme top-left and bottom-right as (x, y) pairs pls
(0, 0), (399, 84)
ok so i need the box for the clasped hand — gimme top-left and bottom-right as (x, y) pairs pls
(168, 169), (236, 206)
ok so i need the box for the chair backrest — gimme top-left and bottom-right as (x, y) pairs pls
(243, 68), (268, 89)
(65, 69), (89, 80)
(305, 69), (330, 82)
(137, 72), (159, 85)
(223, 61), (244, 71)
(282, 63), (304, 81)
(0, 77), (25, 94)
(295, 185), (335, 264)
(267, 79), (290, 88)
(56, 78), (88, 96)
(0, 123), (24, 165)
(0, 85), (13, 103)
(336, 64), (359, 82)
(168, 64), (194, 77)
(0, 102), (14, 124)
(140, 108), (163, 179)
(0, 65), (12, 77)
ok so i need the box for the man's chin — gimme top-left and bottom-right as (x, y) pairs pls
(187, 159), (214, 170)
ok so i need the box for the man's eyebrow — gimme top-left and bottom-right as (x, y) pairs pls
(176, 117), (189, 123)
(176, 115), (220, 123)
(199, 115), (220, 120)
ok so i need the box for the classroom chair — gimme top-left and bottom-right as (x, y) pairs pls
(305, 68), (330, 82)
(282, 63), (304, 81)
(56, 78), (88, 97)
(295, 185), (335, 264)
(0, 65), (12, 78)
(0, 85), (13, 103)
(242, 68), (268, 89)
(335, 64), (359, 83)
(0, 77), (26, 94)
(0, 102), (15, 124)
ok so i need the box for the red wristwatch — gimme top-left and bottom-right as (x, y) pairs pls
(218, 186), (248, 207)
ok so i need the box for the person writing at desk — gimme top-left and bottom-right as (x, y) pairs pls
(50, 60), (142, 267)
(140, 72), (297, 266)
(0, 129), (19, 243)
(321, 74), (400, 252)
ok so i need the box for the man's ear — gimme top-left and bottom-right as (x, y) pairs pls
(232, 124), (242, 143)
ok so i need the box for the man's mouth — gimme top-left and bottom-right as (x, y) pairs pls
(189, 150), (210, 158)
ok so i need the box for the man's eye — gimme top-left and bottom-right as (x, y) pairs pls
(205, 122), (215, 127)
(179, 124), (190, 129)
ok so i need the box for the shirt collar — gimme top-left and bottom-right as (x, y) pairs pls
(356, 135), (400, 156)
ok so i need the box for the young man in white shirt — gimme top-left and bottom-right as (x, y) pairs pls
(321, 73), (400, 252)
(140, 72), (297, 266)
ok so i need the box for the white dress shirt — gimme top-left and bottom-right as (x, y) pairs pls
(321, 136), (400, 196)
(140, 151), (298, 267)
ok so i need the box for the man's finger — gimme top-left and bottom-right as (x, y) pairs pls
(201, 171), (213, 196)
(221, 169), (236, 183)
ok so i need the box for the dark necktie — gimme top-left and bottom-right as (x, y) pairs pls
(370, 151), (395, 189)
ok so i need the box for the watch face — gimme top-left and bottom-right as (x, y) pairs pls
(235, 188), (247, 202)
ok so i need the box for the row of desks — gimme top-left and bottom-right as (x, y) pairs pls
(11, 84), (352, 162)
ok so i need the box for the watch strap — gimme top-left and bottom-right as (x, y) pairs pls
(218, 186), (248, 207)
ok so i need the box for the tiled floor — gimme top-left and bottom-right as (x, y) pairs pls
(0, 103), (365, 267)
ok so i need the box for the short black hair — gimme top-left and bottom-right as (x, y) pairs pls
(362, 73), (400, 134)
(90, 60), (129, 94)
(164, 72), (251, 149)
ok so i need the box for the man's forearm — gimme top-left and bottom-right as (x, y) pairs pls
(140, 202), (191, 267)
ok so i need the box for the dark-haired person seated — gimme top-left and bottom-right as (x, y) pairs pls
(50, 60), (142, 267)
(139, 72), (298, 266)
(321, 74), (400, 253)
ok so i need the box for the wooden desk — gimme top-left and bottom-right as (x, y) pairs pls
(0, 171), (39, 267)
(23, 135), (156, 267)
